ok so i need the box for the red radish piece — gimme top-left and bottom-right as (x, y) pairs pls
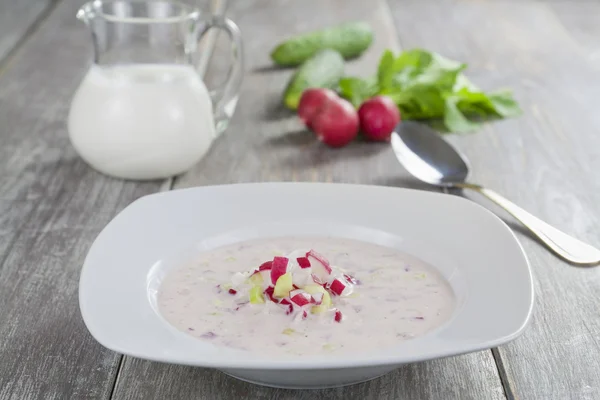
(303, 310), (308, 319)
(329, 279), (347, 296)
(311, 274), (326, 286)
(264, 286), (278, 303)
(296, 257), (311, 269)
(228, 288), (237, 295)
(258, 261), (273, 271)
(312, 292), (324, 305)
(280, 298), (291, 305)
(298, 88), (337, 128)
(289, 290), (312, 307)
(334, 310), (343, 322)
(358, 95), (401, 141)
(271, 257), (289, 284)
(311, 98), (359, 148)
(307, 250), (332, 282)
(285, 303), (294, 315)
(343, 273), (360, 285)
(306, 250), (332, 274)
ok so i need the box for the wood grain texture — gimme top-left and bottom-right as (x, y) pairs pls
(0, 0), (54, 65)
(387, 1), (600, 399)
(113, 1), (506, 399)
(0, 0), (165, 398)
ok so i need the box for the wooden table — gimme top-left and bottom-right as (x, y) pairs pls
(1, 0), (599, 398)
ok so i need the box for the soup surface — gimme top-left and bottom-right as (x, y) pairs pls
(157, 237), (455, 356)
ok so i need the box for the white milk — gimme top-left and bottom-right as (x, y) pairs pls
(68, 64), (216, 180)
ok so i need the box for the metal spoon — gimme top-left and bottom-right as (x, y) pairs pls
(391, 122), (600, 266)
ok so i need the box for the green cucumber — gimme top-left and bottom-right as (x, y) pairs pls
(283, 49), (344, 110)
(271, 22), (373, 67)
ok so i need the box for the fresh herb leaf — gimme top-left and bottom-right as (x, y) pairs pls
(338, 77), (377, 108)
(444, 96), (482, 133)
(337, 48), (521, 133)
(377, 50), (395, 89)
(487, 90), (522, 117)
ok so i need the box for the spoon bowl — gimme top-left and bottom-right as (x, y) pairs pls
(391, 122), (470, 186)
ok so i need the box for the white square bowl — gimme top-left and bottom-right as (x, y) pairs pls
(79, 183), (533, 389)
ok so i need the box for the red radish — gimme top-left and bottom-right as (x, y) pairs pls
(285, 303), (294, 315)
(306, 250), (332, 274)
(334, 310), (343, 322)
(258, 261), (273, 271)
(296, 257), (311, 269)
(358, 95), (401, 141)
(303, 310), (308, 319)
(228, 288), (237, 295)
(329, 279), (346, 296)
(271, 257), (288, 284)
(298, 88), (337, 128)
(289, 289), (312, 306)
(311, 98), (359, 148)
(280, 298), (291, 305)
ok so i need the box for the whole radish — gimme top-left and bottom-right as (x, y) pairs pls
(297, 88), (338, 128)
(311, 98), (359, 148)
(358, 96), (401, 141)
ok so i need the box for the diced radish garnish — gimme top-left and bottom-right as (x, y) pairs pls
(343, 273), (360, 285)
(297, 257), (311, 269)
(271, 257), (289, 284)
(311, 292), (324, 305)
(289, 289), (312, 307)
(311, 273), (326, 286)
(329, 278), (347, 296)
(258, 261), (273, 271)
(334, 310), (343, 322)
(303, 310), (308, 319)
(307, 250), (332, 281)
(228, 288), (237, 295)
(280, 298), (291, 305)
(291, 267), (312, 287)
(285, 303), (294, 315)
(306, 250), (332, 273)
(264, 286), (278, 303)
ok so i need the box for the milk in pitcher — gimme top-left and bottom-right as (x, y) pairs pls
(68, 64), (216, 180)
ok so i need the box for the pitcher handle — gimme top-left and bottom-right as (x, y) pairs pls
(196, 16), (244, 136)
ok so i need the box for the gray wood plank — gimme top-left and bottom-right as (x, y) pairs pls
(0, 0), (54, 65)
(114, 352), (504, 400)
(386, 1), (600, 399)
(113, 1), (506, 399)
(0, 0), (166, 398)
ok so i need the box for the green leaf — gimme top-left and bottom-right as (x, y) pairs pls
(338, 76), (378, 107)
(487, 90), (522, 117)
(444, 96), (481, 133)
(377, 50), (395, 89)
(389, 85), (446, 120)
(335, 48), (521, 133)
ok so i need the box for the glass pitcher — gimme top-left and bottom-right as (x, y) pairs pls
(68, 0), (243, 180)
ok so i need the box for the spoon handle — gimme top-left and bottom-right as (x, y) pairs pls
(457, 183), (600, 265)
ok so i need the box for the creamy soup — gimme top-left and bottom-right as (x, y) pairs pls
(157, 237), (455, 356)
